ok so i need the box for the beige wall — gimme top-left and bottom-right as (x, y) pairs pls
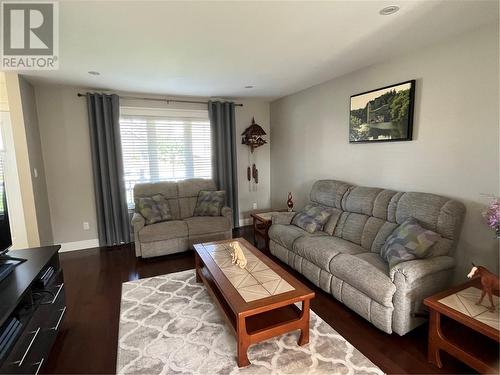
(33, 86), (271, 245)
(34, 85), (98, 244)
(235, 101), (271, 225)
(18, 77), (53, 246)
(0, 74), (8, 112)
(4, 73), (40, 248)
(0, 73), (29, 249)
(270, 23), (499, 283)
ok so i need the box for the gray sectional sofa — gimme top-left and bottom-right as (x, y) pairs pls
(131, 179), (232, 258)
(269, 180), (465, 335)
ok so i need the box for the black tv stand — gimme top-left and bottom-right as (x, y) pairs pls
(0, 246), (65, 374)
(0, 254), (27, 263)
(0, 254), (27, 285)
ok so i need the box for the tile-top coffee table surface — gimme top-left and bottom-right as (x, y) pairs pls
(194, 238), (314, 367)
(438, 286), (500, 330)
(203, 241), (294, 302)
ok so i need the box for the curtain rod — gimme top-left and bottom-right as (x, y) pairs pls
(76, 93), (243, 107)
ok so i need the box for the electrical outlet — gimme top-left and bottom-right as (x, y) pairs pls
(33, 168), (38, 178)
(252, 202), (258, 210)
(83, 222), (90, 231)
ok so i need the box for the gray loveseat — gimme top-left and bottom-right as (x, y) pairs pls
(131, 179), (232, 258)
(269, 180), (465, 335)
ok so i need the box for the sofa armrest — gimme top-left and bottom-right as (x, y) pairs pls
(131, 212), (145, 230)
(221, 206), (233, 228)
(272, 211), (296, 225)
(391, 255), (456, 335)
(390, 256), (455, 285)
(131, 213), (145, 257)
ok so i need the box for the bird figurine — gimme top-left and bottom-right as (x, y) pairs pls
(230, 242), (247, 269)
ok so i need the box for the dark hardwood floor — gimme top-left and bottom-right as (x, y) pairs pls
(44, 227), (474, 374)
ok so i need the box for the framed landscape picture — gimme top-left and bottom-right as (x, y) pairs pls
(349, 80), (415, 143)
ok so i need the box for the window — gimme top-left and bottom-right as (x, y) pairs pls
(119, 107), (212, 207)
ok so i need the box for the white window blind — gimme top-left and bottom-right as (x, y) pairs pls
(119, 107), (212, 207)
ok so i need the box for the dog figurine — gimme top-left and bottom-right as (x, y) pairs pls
(467, 263), (500, 312)
(230, 242), (247, 269)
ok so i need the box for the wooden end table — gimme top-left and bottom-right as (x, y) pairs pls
(251, 209), (291, 251)
(194, 238), (314, 367)
(424, 278), (499, 374)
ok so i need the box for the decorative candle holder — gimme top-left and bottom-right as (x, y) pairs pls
(287, 192), (294, 212)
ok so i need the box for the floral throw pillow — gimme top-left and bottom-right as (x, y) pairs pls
(380, 218), (441, 268)
(136, 194), (172, 225)
(193, 190), (225, 217)
(291, 204), (334, 233)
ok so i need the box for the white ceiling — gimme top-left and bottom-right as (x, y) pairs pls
(22, 0), (499, 100)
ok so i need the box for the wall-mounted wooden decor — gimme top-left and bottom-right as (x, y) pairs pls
(252, 164), (258, 184)
(241, 117), (267, 152)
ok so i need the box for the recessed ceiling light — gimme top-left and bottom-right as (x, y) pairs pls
(88, 71), (100, 76)
(379, 5), (399, 15)
(244, 85), (254, 89)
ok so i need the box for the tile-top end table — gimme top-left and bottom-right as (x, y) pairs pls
(250, 210), (290, 251)
(424, 278), (499, 374)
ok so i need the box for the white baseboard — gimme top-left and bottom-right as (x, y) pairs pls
(59, 239), (100, 252)
(239, 218), (252, 227)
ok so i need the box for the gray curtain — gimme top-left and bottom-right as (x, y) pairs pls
(86, 93), (130, 246)
(208, 101), (239, 227)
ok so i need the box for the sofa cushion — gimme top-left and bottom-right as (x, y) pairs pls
(342, 186), (383, 216)
(355, 252), (389, 274)
(184, 216), (231, 236)
(381, 218), (441, 268)
(136, 197), (162, 225)
(193, 190), (225, 217)
(330, 253), (396, 307)
(291, 204), (334, 233)
(152, 194), (173, 220)
(178, 197), (197, 219)
(136, 195), (172, 225)
(293, 236), (364, 272)
(323, 207), (343, 235)
(269, 224), (308, 249)
(309, 180), (352, 209)
(138, 220), (188, 243)
(178, 179), (216, 197)
(178, 179), (217, 218)
(134, 181), (178, 200)
(134, 181), (181, 220)
(395, 192), (465, 240)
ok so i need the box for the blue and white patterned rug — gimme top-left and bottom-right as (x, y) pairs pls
(117, 270), (384, 375)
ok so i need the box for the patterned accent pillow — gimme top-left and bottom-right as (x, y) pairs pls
(291, 204), (334, 233)
(193, 190), (225, 217)
(380, 218), (441, 268)
(151, 194), (172, 220)
(136, 194), (172, 225)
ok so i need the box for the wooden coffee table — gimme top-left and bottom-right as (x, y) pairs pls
(424, 278), (499, 374)
(193, 238), (315, 367)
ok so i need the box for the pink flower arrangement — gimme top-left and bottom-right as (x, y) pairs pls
(483, 198), (500, 238)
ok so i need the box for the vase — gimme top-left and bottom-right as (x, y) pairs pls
(287, 192), (293, 212)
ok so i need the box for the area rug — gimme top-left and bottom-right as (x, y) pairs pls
(117, 270), (384, 375)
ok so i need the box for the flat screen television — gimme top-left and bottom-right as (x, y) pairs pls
(0, 179), (12, 253)
(0, 174), (24, 283)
